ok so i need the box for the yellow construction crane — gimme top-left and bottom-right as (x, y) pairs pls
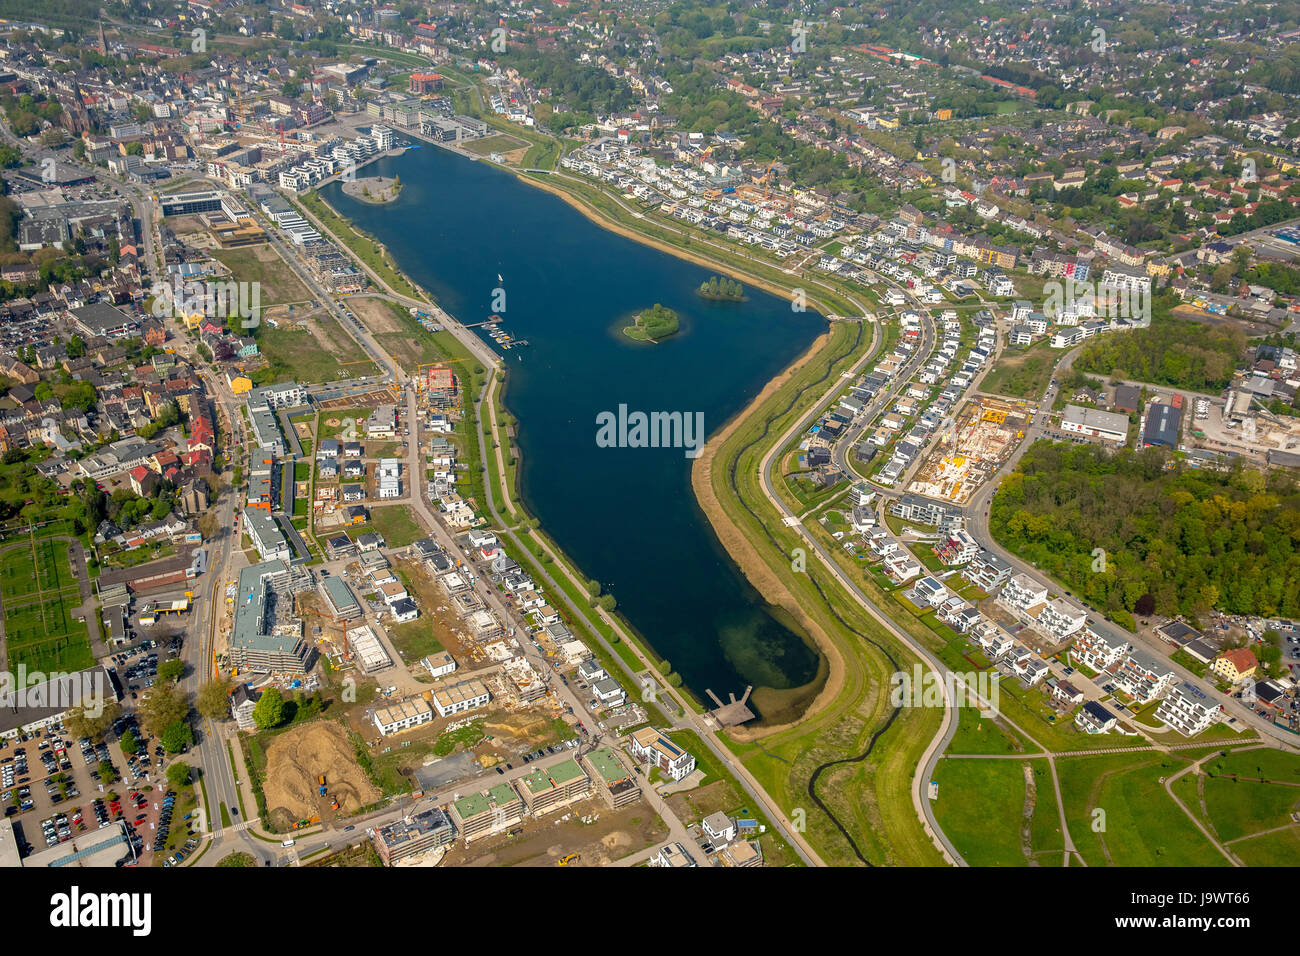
(761, 158), (779, 201)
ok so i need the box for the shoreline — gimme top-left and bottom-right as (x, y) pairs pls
(689, 330), (850, 742)
(319, 145), (848, 726)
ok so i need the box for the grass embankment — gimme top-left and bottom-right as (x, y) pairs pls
(293, 191), (426, 302)
(701, 317), (946, 866)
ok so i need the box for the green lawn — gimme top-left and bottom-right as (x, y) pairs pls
(0, 535), (93, 680)
(1231, 826), (1300, 866)
(932, 758), (1032, 865)
(945, 706), (1035, 756)
(366, 505), (423, 549)
(1200, 775), (1300, 842)
(1056, 752), (1229, 867)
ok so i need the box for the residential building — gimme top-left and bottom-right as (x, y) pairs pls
(628, 727), (696, 782)
(372, 697), (434, 736)
(432, 678), (490, 717)
(1154, 682), (1218, 737)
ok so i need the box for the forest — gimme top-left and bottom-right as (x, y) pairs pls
(1072, 294), (1244, 392)
(990, 441), (1300, 625)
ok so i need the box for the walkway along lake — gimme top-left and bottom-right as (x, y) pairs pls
(321, 146), (825, 720)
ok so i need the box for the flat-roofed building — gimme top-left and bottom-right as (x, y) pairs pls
(244, 507), (290, 562)
(229, 560), (316, 675)
(716, 839), (763, 867)
(318, 576), (361, 621)
(649, 842), (697, 867)
(372, 806), (454, 865)
(1062, 404), (1129, 443)
(514, 758), (591, 816)
(449, 783), (524, 842)
(18, 820), (138, 868)
(345, 623), (393, 674)
(582, 746), (640, 809)
(422, 651), (456, 679)
(372, 696), (434, 736)
(432, 678), (490, 717)
(628, 726), (696, 782)
(1154, 682), (1218, 736)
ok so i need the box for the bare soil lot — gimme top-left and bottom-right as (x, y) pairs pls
(262, 721), (380, 828)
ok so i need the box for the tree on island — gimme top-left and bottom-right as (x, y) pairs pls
(625, 303), (679, 342)
(699, 275), (744, 300)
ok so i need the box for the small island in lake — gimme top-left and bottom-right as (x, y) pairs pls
(698, 274), (745, 301)
(341, 175), (403, 204)
(623, 303), (679, 342)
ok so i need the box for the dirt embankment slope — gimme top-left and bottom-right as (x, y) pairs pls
(689, 330), (849, 742)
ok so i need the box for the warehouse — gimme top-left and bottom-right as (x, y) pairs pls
(1061, 404), (1130, 443)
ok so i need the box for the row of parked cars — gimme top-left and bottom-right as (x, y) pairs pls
(2, 745), (32, 813)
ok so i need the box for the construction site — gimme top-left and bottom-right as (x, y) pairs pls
(907, 398), (1030, 504)
(261, 720), (381, 830)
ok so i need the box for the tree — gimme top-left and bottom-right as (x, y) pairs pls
(65, 700), (121, 741)
(196, 512), (220, 540)
(252, 687), (286, 730)
(161, 720), (193, 754)
(138, 684), (189, 739)
(596, 593), (617, 612)
(166, 761), (192, 787)
(157, 659), (185, 683)
(1135, 593), (1156, 617)
(197, 678), (233, 721)
(97, 759), (118, 784)
(119, 730), (139, 756)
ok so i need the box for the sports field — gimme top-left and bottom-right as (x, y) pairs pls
(0, 533), (93, 680)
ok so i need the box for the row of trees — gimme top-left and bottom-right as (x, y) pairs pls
(698, 275), (744, 300)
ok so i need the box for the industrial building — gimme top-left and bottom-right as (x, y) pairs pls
(1061, 404), (1130, 443)
(1142, 400), (1183, 448)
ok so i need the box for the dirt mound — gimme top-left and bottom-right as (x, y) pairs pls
(484, 712), (553, 743)
(263, 721), (380, 821)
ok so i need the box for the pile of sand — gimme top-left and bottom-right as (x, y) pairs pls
(262, 721), (380, 821)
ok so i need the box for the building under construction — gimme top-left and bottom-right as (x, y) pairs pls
(908, 398), (1028, 504)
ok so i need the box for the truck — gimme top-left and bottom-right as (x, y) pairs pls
(318, 774), (326, 796)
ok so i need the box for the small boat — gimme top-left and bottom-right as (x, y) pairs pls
(497, 273), (503, 283)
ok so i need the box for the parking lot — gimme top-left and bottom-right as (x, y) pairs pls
(1, 697), (178, 859)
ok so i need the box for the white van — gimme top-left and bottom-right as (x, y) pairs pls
(280, 839), (295, 848)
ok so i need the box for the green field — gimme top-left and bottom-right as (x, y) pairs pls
(1200, 776), (1300, 843)
(932, 758), (1037, 866)
(0, 534), (93, 680)
(364, 505), (423, 549)
(1231, 826), (1300, 866)
(253, 323), (380, 386)
(945, 707), (1036, 756)
(1057, 752), (1228, 867)
(210, 246), (313, 307)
